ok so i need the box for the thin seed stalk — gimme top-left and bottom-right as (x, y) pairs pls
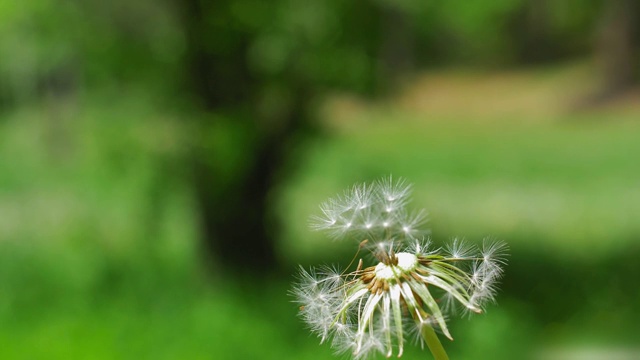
(419, 323), (449, 360)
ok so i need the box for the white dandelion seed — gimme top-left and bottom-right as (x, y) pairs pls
(446, 237), (475, 260)
(309, 176), (429, 243)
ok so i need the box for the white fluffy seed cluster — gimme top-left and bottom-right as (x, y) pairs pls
(309, 177), (427, 242)
(293, 177), (508, 359)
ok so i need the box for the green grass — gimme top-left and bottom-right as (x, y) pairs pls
(280, 113), (640, 260)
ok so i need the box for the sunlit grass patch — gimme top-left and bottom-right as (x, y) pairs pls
(280, 115), (640, 260)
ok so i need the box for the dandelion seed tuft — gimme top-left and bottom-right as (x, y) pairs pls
(293, 177), (508, 359)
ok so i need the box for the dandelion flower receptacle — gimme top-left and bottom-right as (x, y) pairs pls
(292, 177), (507, 360)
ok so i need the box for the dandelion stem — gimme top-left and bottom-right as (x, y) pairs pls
(420, 324), (449, 360)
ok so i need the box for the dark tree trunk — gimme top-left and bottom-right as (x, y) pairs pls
(191, 139), (281, 274)
(178, 0), (309, 275)
(378, 4), (416, 91)
(180, 0), (252, 111)
(595, 0), (638, 98)
(521, 0), (553, 63)
(508, 0), (559, 65)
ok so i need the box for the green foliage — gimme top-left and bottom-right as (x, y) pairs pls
(435, 0), (523, 63)
(0, 0), (610, 108)
(0, 0), (636, 358)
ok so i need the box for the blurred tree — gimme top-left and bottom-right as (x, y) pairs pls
(508, 0), (601, 64)
(376, 0), (422, 89)
(176, 0), (419, 275)
(178, 0), (300, 274)
(595, 0), (639, 98)
(510, 0), (557, 63)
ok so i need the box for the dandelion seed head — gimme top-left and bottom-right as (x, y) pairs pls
(295, 177), (507, 359)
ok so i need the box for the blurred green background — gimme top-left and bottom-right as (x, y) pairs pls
(1, 0), (640, 359)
